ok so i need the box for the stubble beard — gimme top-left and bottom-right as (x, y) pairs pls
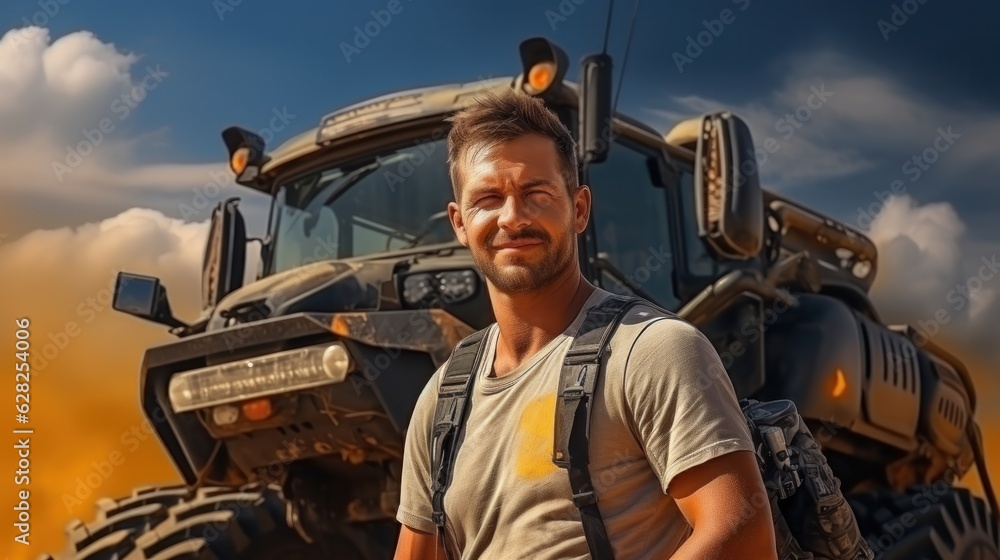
(473, 229), (576, 294)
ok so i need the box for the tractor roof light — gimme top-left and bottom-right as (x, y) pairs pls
(230, 146), (250, 175)
(518, 38), (568, 97)
(221, 126), (267, 180)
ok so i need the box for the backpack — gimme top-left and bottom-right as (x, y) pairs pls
(428, 294), (873, 560)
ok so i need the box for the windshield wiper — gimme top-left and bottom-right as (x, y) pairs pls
(301, 160), (385, 236)
(400, 210), (451, 249)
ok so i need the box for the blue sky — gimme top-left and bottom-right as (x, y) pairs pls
(1, 0), (998, 333)
(8, 0), (996, 162)
(2, 0), (996, 232)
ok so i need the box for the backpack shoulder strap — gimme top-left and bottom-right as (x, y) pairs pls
(553, 294), (647, 560)
(429, 325), (491, 556)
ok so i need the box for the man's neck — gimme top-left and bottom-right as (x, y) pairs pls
(488, 269), (597, 377)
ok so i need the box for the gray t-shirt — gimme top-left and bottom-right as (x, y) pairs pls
(397, 289), (754, 559)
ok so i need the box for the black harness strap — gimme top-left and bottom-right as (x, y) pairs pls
(428, 294), (646, 560)
(553, 295), (643, 560)
(429, 327), (491, 559)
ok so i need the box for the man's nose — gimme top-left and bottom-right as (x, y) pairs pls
(496, 195), (531, 231)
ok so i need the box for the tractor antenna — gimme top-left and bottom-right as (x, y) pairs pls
(613, 0), (641, 114)
(601, 0), (614, 55)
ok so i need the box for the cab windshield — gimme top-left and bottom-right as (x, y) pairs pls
(268, 137), (456, 274)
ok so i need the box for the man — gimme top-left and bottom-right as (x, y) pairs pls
(394, 90), (777, 559)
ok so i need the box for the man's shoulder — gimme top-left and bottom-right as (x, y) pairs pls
(593, 294), (699, 349)
(590, 295), (721, 378)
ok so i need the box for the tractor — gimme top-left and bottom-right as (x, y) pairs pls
(44, 37), (998, 560)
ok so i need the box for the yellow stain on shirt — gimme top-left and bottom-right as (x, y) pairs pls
(514, 393), (559, 479)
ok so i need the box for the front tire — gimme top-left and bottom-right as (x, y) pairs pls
(850, 485), (1000, 560)
(40, 484), (333, 559)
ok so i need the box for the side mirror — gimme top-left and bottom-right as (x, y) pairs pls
(578, 53), (613, 165)
(202, 198), (247, 310)
(694, 112), (764, 260)
(113, 272), (186, 328)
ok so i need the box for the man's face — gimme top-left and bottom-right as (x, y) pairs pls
(448, 134), (590, 293)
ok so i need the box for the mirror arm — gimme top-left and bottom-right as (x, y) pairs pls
(678, 268), (797, 327)
(154, 289), (189, 330)
(168, 316), (207, 338)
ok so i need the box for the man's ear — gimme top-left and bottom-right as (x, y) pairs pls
(573, 185), (592, 234)
(448, 201), (469, 246)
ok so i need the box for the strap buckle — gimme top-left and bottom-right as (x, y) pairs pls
(572, 490), (598, 508)
(432, 511), (445, 527)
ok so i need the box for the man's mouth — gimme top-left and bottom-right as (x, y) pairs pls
(493, 238), (544, 250)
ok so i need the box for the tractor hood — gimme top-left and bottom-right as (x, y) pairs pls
(205, 244), (487, 333)
(207, 258), (396, 331)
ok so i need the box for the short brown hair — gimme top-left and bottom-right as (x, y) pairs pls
(446, 90), (578, 201)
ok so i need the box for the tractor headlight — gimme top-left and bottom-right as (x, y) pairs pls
(402, 270), (478, 306)
(168, 342), (352, 413)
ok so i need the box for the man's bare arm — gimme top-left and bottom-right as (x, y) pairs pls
(669, 450), (777, 560)
(394, 524), (447, 560)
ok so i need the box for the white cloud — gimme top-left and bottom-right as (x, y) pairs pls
(1, 207), (260, 325)
(868, 195), (965, 318)
(1, 209), (208, 322)
(648, 50), (1000, 190)
(0, 26), (266, 240)
(868, 195), (1000, 361)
